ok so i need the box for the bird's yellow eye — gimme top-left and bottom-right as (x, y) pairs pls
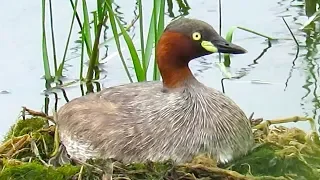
(192, 32), (201, 41)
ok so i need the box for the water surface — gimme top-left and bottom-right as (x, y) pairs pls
(0, 0), (319, 137)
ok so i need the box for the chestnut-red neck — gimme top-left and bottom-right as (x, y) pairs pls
(156, 31), (196, 88)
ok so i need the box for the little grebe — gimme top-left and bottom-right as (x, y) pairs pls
(57, 17), (254, 164)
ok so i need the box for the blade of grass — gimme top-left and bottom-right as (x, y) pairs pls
(97, 0), (104, 20)
(157, 0), (165, 39)
(114, 15), (145, 82)
(93, 11), (98, 36)
(218, 0), (222, 63)
(92, 10), (100, 66)
(223, 26), (236, 67)
(106, 2), (145, 82)
(80, 29), (85, 80)
(237, 26), (275, 40)
(105, 0), (133, 82)
(152, 0), (158, 81)
(48, 0), (58, 74)
(98, 16), (139, 48)
(69, 0), (83, 30)
(216, 62), (232, 79)
(56, 0), (79, 80)
(68, 0), (92, 66)
(144, 8), (157, 71)
(86, 6), (108, 81)
(153, 0), (165, 80)
(305, 0), (317, 17)
(138, 0), (146, 72)
(152, 0), (165, 80)
(142, 0), (163, 78)
(82, 0), (93, 58)
(141, 0), (165, 79)
(301, 9), (320, 29)
(41, 0), (52, 82)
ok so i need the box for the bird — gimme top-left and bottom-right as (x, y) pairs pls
(56, 17), (254, 165)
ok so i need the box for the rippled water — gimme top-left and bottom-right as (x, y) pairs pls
(0, 0), (319, 137)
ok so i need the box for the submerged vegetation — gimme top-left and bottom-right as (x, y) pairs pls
(0, 109), (319, 179)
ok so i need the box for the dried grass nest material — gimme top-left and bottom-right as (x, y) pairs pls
(0, 109), (319, 180)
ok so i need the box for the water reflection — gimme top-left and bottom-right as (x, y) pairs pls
(167, 0), (190, 18)
(270, 0), (320, 131)
(238, 40), (273, 78)
(283, 16), (300, 91)
(220, 40), (273, 94)
(113, 2), (127, 26)
(301, 26), (320, 131)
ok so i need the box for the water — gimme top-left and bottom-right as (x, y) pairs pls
(0, 0), (319, 138)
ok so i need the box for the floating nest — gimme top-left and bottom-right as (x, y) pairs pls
(0, 107), (319, 180)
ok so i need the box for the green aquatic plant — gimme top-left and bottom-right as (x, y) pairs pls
(40, 0), (165, 89)
(56, 0), (80, 81)
(299, 0), (320, 29)
(41, 0), (52, 85)
(304, 0), (320, 17)
(104, 0), (165, 82)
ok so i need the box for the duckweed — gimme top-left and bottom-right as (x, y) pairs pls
(0, 114), (319, 180)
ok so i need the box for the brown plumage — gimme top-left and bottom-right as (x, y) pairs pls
(56, 17), (254, 164)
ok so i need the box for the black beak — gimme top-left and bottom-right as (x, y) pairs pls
(213, 37), (247, 54)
